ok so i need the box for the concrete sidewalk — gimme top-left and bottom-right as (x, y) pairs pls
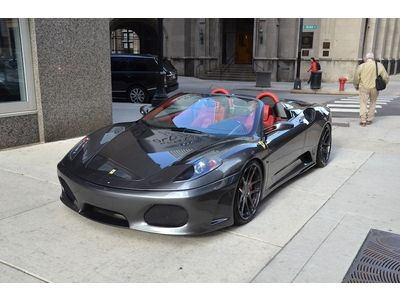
(1, 113), (400, 282)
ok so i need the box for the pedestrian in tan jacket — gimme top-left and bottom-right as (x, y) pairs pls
(353, 52), (389, 127)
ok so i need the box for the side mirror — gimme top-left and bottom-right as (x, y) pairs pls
(140, 105), (152, 116)
(303, 107), (316, 123)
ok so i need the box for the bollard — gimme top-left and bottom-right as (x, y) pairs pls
(339, 77), (347, 91)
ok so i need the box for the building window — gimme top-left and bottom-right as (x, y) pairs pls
(301, 32), (314, 49)
(323, 51), (330, 57)
(323, 42), (330, 49)
(0, 18), (35, 116)
(301, 50), (310, 57)
(111, 29), (140, 54)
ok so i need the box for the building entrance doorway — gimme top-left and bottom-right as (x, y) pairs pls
(222, 19), (253, 65)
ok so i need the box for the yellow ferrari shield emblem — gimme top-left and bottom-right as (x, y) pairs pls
(257, 141), (267, 149)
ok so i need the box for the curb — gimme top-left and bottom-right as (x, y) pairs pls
(332, 120), (350, 127)
(235, 87), (288, 93)
(291, 89), (359, 96)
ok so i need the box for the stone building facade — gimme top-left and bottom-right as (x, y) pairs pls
(161, 18), (400, 82)
(0, 19), (112, 150)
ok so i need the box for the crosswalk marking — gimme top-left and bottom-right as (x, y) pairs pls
(330, 108), (377, 113)
(333, 101), (388, 105)
(335, 99), (392, 103)
(342, 96), (396, 101)
(327, 96), (399, 115)
(327, 104), (382, 108)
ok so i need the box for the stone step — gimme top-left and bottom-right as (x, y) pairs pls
(199, 64), (256, 81)
(199, 74), (256, 81)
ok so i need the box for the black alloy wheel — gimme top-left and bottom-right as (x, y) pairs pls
(316, 125), (332, 167)
(234, 161), (263, 225)
(129, 86), (148, 103)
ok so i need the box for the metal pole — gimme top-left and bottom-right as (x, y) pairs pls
(152, 18), (168, 106)
(293, 18), (303, 90)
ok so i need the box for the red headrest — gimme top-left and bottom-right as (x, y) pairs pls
(256, 91), (279, 103)
(211, 88), (230, 95)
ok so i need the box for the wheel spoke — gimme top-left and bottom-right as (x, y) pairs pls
(239, 194), (246, 215)
(248, 166), (257, 182)
(250, 188), (261, 195)
(243, 197), (251, 215)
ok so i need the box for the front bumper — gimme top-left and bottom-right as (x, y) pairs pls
(57, 163), (240, 235)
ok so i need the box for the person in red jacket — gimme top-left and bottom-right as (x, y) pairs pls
(307, 57), (318, 84)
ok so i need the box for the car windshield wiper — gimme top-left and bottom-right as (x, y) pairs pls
(170, 127), (204, 134)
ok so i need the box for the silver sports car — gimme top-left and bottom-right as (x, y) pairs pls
(57, 89), (332, 235)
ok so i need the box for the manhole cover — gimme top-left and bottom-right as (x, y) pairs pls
(343, 229), (400, 283)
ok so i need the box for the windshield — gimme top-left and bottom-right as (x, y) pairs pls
(143, 94), (260, 137)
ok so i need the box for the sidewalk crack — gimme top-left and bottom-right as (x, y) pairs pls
(0, 167), (59, 186)
(0, 259), (50, 283)
(0, 200), (58, 222)
(290, 214), (346, 282)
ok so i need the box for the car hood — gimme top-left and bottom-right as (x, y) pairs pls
(68, 122), (232, 190)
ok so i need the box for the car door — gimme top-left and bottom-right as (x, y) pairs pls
(264, 113), (308, 188)
(111, 57), (128, 99)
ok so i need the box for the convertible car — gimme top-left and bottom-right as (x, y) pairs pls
(57, 89), (332, 235)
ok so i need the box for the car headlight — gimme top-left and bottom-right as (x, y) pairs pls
(174, 158), (222, 182)
(69, 136), (90, 160)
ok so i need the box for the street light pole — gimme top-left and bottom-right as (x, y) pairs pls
(152, 18), (168, 106)
(293, 18), (303, 90)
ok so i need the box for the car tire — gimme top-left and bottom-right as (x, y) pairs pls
(128, 86), (148, 103)
(233, 161), (263, 225)
(316, 125), (332, 168)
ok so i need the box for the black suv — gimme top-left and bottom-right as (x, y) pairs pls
(111, 54), (179, 103)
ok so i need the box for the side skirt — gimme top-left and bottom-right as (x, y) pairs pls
(262, 160), (316, 199)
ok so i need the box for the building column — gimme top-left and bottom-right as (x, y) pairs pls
(384, 18), (396, 74)
(374, 18), (388, 61)
(362, 18), (378, 58)
(395, 20), (400, 74)
(389, 19), (400, 74)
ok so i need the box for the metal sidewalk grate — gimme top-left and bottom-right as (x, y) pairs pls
(343, 229), (400, 283)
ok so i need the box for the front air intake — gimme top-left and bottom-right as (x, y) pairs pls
(144, 205), (188, 227)
(81, 204), (129, 228)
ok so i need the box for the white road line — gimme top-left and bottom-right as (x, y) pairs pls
(341, 96), (395, 99)
(330, 108), (377, 113)
(334, 101), (388, 105)
(336, 99), (392, 103)
(328, 104), (382, 108)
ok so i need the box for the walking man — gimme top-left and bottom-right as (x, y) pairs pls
(353, 52), (389, 127)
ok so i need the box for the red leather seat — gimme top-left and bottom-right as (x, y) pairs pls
(190, 103), (225, 128)
(263, 104), (276, 128)
(256, 91), (279, 128)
